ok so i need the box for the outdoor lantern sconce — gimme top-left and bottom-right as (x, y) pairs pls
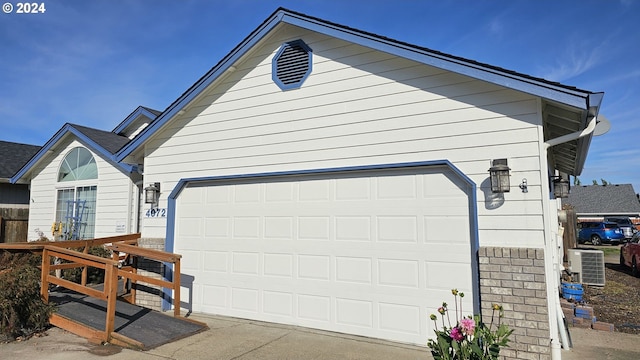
(488, 159), (511, 193)
(145, 182), (160, 205)
(551, 176), (570, 198)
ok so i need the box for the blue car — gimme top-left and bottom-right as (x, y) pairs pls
(578, 221), (625, 245)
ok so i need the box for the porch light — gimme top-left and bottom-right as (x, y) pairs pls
(145, 182), (160, 205)
(551, 176), (570, 198)
(488, 159), (510, 193)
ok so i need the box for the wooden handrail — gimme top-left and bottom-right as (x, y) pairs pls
(36, 233), (183, 345)
(45, 246), (118, 267)
(0, 233), (141, 251)
(41, 245), (120, 343)
(108, 242), (182, 317)
(109, 243), (181, 262)
(47, 233), (141, 249)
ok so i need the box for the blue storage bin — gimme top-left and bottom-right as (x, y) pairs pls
(562, 282), (583, 302)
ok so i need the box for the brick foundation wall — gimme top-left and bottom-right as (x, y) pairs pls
(134, 237), (165, 311)
(478, 247), (550, 360)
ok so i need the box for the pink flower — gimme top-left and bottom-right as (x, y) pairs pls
(460, 318), (475, 335)
(450, 326), (464, 342)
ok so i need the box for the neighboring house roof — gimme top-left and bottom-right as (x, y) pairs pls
(115, 7), (603, 178)
(562, 184), (640, 216)
(0, 140), (41, 181)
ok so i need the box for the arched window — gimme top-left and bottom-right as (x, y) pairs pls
(58, 147), (98, 182)
(55, 147), (98, 240)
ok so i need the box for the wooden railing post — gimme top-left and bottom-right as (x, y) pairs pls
(81, 245), (89, 286)
(174, 259), (181, 317)
(41, 247), (50, 303)
(104, 262), (119, 340)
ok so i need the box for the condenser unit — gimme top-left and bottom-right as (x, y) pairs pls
(567, 249), (605, 286)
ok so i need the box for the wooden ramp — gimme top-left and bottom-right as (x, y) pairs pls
(0, 234), (209, 349)
(49, 289), (207, 349)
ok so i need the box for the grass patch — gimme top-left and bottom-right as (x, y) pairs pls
(600, 247), (620, 257)
(578, 245), (619, 257)
(604, 280), (632, 296)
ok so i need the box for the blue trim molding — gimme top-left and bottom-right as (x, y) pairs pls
(272, 39), (313, 91)
(117, 8), (601, 164)
(10, 124), (135, 183)
(112, 106), (159, 135)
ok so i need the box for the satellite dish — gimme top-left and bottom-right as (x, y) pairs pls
(593, 114), (611, 136)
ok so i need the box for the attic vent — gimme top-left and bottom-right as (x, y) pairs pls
(272, 40), (312, 90)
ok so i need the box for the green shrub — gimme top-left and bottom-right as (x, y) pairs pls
(61, 245), (112, 284)
(0, 251), (55, 341)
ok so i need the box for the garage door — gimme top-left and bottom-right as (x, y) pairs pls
(173, 164), (475, 345)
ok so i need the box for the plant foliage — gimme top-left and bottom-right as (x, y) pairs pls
(427, 289), (513, 360)
(0, 251), (55, 341)
(61, 245), (112, 284)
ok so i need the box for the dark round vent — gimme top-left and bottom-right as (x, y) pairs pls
(272, 40), (312, 90)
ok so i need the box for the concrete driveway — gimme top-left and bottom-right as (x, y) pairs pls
(561, 326), (640, 360)
(3, 313), (640, 360)
(1, 314), (428, 360)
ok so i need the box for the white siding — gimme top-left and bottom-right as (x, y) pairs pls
(28, 139), (136, 240)
(143, 24), (546, 248)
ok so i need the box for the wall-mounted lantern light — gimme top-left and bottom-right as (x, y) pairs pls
(551, 176), (570, 198)
(145, 182), (160, 205)
(488, 159), (511, 193)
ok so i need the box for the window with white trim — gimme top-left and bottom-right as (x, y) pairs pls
(55, 147), (98, 240)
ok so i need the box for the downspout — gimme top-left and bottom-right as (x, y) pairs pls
(544, 116), (597, 149)
(543, 112), (599, 360)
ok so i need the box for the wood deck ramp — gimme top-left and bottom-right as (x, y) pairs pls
(1, 234), (207, 349)
(48, 288), (207, 349)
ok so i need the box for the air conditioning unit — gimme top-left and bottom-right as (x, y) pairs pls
(567, 249), (605, 286)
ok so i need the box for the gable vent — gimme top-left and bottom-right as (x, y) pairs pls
(272, 40), (312, 90)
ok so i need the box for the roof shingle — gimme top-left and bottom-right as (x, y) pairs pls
(562, 184), (640, 216)
(69, 124), (131, 154)
(0, 140), (41, 179)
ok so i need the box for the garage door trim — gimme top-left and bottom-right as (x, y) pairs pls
(162, 160), (479, 314)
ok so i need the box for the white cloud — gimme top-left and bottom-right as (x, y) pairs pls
(539, 42), (603, 82)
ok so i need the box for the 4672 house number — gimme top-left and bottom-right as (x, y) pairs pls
(145, 208), (166, 218)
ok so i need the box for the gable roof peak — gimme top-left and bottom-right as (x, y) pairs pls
(115, 7), (603, 163)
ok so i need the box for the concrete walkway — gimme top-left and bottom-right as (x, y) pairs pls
(561, 327), (640, 360)
(3, 314), (640, 360)
(1, 314), (429, 360)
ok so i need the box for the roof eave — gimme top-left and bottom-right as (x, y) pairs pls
(115, 8), (602, 162)
(280, 11), (597, 109)
(10, 125), (135, 184)
(572, 92), (604, 175)
(112, 106), (161, 135)
(115, 11), (286, 162)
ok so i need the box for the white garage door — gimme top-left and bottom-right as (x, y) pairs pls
(174, 165), (475, 345)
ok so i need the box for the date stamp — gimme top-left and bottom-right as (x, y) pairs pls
(3, 2), (46, 14)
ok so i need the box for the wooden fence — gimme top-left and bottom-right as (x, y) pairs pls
(561, 205), (577, 263)
(0, 208), (29, 243)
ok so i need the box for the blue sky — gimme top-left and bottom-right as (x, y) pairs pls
(1, 0), (639, 192)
